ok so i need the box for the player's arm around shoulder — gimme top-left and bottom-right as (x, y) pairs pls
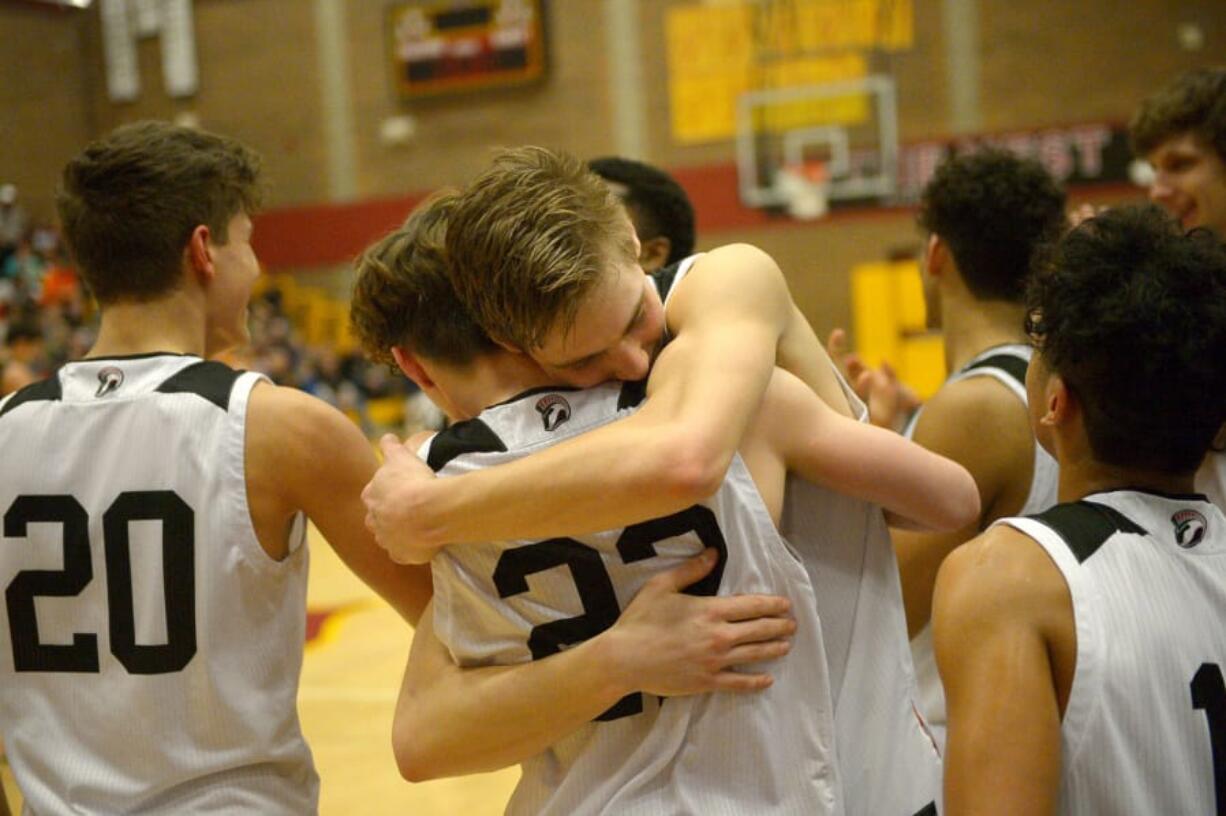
(893, 375), (1033, 636)
(748, 368), (979, 530)
(934, 524), (1074, 816)
(245, 382), (432, 624)
(363, 244), (843, 552)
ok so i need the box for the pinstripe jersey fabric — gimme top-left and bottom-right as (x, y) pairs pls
(425, 381), (841, 816)
(0, 354), (316, 815)
(996, 490), (1226, 815)
(780, 376), (943, 816)
(908, 342), (1060, 751)
(657, 257), (940, 815)
(662, 256), (936, 813)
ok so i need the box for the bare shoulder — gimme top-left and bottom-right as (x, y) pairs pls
(936, 524), (1069, 631)
(248, 381), (358, 439)
(245, 382), (373, 481)
(915, 375), (1027, 444)
(913, 375), (1032, 482)
(671, 243), (783, 311)
(695, 242), (777, 268)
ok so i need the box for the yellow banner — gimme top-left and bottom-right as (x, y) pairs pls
(666, 0), (909, 144)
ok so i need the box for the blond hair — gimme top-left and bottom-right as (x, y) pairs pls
(445, 146), (637, 350)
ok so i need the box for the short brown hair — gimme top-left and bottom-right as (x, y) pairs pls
(445, 146), (637, 350)
(350, 189), (496, 368)
(57, 120), (263, 304)
(1130, 67), (1226, 162)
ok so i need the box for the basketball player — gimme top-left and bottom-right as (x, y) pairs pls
(934, 204), (1226, 814)
(361, 147), (957, 813)
(588, 156), (695, 272)
(363, 145), (853, 561)
(893, 149), (1067, 749)
(0, 121), (441, 814)
(350, 190), (977, 814)
(1131, 67), (1226, 510)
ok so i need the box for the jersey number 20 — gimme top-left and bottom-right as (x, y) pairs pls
(4, 492), (196, 675)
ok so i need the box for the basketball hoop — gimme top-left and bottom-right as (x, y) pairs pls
(774, 160), (831, 220)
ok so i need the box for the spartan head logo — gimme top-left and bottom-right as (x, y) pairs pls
(1172, 508), (1208, 549)
(535, 394), (572, 432)
(95, 366), (124, 398)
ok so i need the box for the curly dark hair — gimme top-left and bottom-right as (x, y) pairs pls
(350, 189), (495, 368)
(588, 156), (696, 264)
(1130, 67), (1226, 163)
(918, 148), (1067, 303)
(1026, 204), (1226, 473)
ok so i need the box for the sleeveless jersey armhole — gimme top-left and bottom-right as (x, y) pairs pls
(225, 372), (302, 570)
(992, 515), (1105, 766)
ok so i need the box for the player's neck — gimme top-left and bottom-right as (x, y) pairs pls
(1055, 446), (1198, 503)
(941, 294), (1027, 374)
(440, 352), (558, 418)
(87, 292), (207, 359)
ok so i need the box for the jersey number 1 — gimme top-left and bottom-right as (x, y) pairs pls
(1192, 662), (1226, 815)
(4, 492), (196, 675)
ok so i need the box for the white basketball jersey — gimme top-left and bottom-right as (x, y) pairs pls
(909, 343), (1059, 749)
(655, 257), (940, 816)
(780, 375), (943, 816)
(996, 490), (1226, 815)
(425, 382), (840, 816)
(1199, 450), (1226, 513)
(0, 354), (317, 815)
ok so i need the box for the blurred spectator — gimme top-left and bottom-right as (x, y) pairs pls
(241, 284), (427, 435)
(1, 321), (47, 396)
(0, 184), (28, 268)
(3, 237), (47, 296)
(0, 218), (417, 436)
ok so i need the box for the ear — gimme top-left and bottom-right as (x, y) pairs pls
(186, 224), (214, 285)
(923, 233), (947, 279)
(1039, 372), (1078, 429)
(391, 346), (434, 390)
(638, 236), (672, 273)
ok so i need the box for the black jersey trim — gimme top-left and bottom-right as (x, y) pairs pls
(154, 360), (244, 412)
(1027, 500), (1147, 564)
(426, 418), (507, 471)
(618, 378), (647, 409)
(0, 374), (62, 419)
(651, 260), (683, 302)
(962, 352), (1029, 388)
(912, 803), (937, 816)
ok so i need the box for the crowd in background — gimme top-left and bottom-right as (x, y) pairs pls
(240, 286), (439, 435)
(0, 183), (434, 434)
(0, 185), (93, 395)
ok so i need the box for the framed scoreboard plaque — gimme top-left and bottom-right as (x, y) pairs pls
(388, 0), (548, 98)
